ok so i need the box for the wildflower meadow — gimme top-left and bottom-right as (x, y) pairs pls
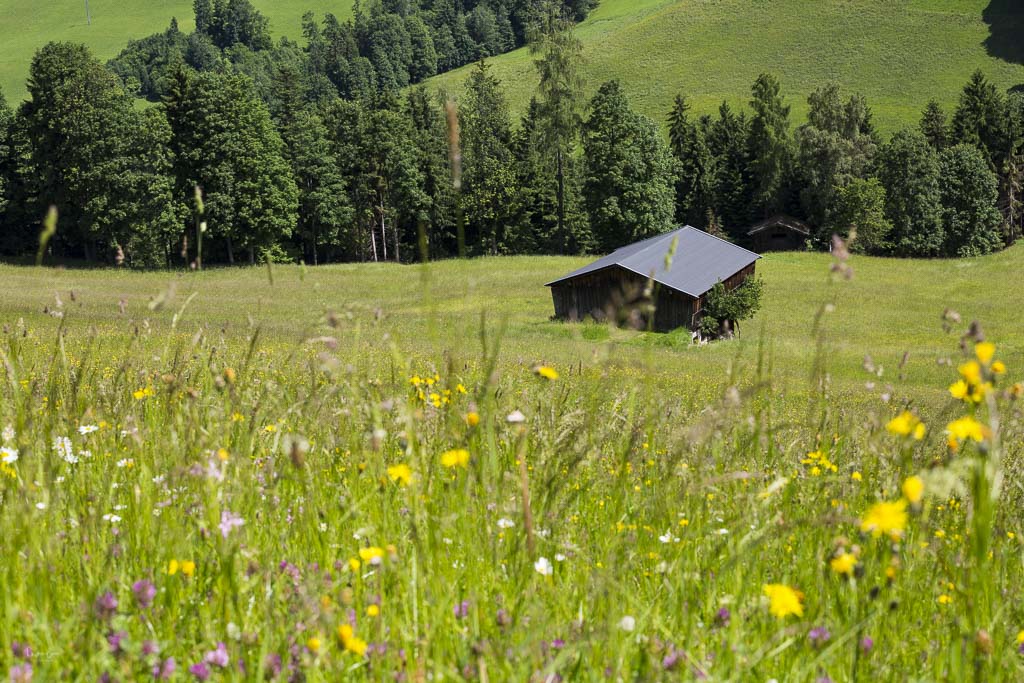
(1, 250), (1023, 681)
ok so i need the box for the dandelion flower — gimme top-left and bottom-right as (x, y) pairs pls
(358, 547), (385, 565)
(386, 463), (412, 486)
(534, 366), (559, 381)
(181, 561), (196, 577)
(306, 637), (321, 653)
(829, 551), (857, 577)
(860, 499), (908, 539)
(336, 625), (368, 657)
(937, 594), (953, 605)
(366, 604), (380, 617)
(886, 411), (925, 440)
(440, 448), (470, 469)
(762, 583), (804, 618)
(946, 416), (986, 444)
(975, 342), (995, 365)
(465, 412), (480, 427)
(902, 475), (924, 505)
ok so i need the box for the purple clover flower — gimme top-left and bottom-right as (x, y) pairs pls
(860, 636), (875, 654)
(808, 626), (831, 648)
(152, 657), (176, 681)
(453, 600), (470, 619)
(188, 662), (210, 681)
(132, 579), (156, 609)
(9, 663), (32, 683)
(204, 642), (230, 668)
(94, 591), (118, 621)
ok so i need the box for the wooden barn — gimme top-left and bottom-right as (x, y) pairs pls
(546, 226), (760, 332)
(746, 214), (812, 252)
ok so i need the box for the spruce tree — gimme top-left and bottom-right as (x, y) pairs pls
(582, 80), (677, 251)
(707, 102), (751, 237)
(919, 100), (948, 149)
(667, 94), (713, 227)
(459, 60), (519, 255)
(747, 73), (792, 218)
(530, 7), (584, 248)
(951, 70), (1008, 171)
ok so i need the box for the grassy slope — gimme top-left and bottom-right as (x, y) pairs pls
(1, 244), (1020, 419)
(429, 0), (1024, 135)
(0, 0), (353, 100)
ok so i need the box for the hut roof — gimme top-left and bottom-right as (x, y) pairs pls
(746, 214), (813, 236)
(545, 226), (760, 298)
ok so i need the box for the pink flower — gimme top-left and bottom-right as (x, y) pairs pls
(218, 510), (244, 539)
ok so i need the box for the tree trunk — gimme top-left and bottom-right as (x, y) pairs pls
(369, 217), (378, 262)
(556, 147), (565, 245)
(312, 222), (319, 266)
(248, 246), (255, 264)
(226, 234), (235, 265)
(379, 200), (388, 262)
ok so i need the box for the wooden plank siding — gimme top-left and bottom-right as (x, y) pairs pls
(550, 263), (756, 333)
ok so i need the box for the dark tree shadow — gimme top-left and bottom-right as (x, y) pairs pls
(983, 0), (1024, 66)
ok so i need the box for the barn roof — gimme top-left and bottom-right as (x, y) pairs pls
(545, 226), (760, 298)
(747, 214), (812, 236)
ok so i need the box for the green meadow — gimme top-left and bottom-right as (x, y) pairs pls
(1, 249), (1023, 679)
(0, 0), (353, 99)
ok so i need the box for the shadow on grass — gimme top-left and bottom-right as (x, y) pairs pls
(983, 0), (1024, 67)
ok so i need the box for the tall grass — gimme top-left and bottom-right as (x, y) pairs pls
(0, 260), (1022, 681)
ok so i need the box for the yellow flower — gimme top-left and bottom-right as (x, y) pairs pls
(264, 424), (277, 433)
(762, 583), (804, 619)
(829, 551), (857, 577)
(456, 383), (468, 394)
(440, 448), (470, 468)
(975, 342), (995, 366)
(358, 547), (385, 564)
(991, 360), (1006, 375)
(386, 463), (412, 486)
(902, 475), (924, 505)
(1016, 630), (1024, 645)
(959, 360), (982, 386)
(534, 365), (559, 381)
(851, 471), (862, 482)
(348, 557), (361, 573)
(133, 386), (154, 400)
(860, 499), (908, 539)
(949, 380), (970, 400)
(181, 560), (196, 577)
(231, 412), (245, 422)
(167, 559), (179, 575)
(946, 416), (987, 444)
(886, 411), (926, 440)
(937, 594), (953, 605)
(465, 412), (480, 427)
(306, 637), (321, 653)
(366, 604), (380, 617)
(336, 624), (368, 657)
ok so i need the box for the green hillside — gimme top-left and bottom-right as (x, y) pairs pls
(2, 1), (1021, 132)
(0, 0), (353, 99)
(429, 0), (1024, 134)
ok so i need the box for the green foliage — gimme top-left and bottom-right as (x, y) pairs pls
(707, 102), (751, 235)
(700, 275), (764, 338)
(583, 80), (677, 252)
(747, 73), (793, 218)
(460, 60), (520, 255)
(668, 94), (714, 227)
(195, 0), (273, 51)
(0, 88), (11, 221)
(20, 42), (178, 263)
(795, 83), (878, 236)
(938, 143), (1004, 257)
(164, 69), (298, 263)
(919, 99), (948, 150)
(829, 177), (891, 255)
(951, 69), (1008, 171)
(875, 129), (944, 257)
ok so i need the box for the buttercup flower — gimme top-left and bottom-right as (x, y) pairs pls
(763, 583), (804, 618)
(860, 499), (908, 539)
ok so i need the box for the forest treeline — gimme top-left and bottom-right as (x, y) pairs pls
(0, 0), (1021, 266)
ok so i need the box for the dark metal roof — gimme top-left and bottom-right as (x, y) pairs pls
(747, 214), (812, 236)
(545, 226), (760, 297)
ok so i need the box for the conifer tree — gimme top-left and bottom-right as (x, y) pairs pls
(747, 73), (792, 218)
(667, 94), (714, 227)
